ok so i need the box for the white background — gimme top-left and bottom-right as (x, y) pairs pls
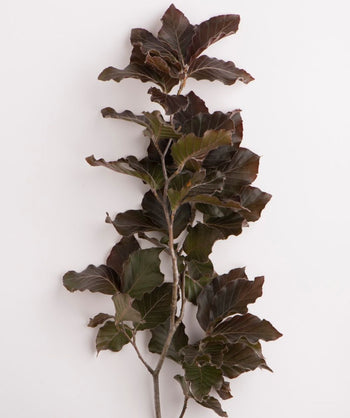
(1, 0), (349, 417)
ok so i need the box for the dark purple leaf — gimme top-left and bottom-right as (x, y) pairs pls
(188, 14), (240, 61)
(189, 55), (254, 85)
(195, 396), (228, 417)
(197, 270), (264, 330)
(238, 186), (272, 222)
(88, 313), (114, 328)
(149, 317), (189, 362)
(63, 264), (120, 295)
(121, 248), (164, 299)
(158, 4), (195, 64)
(183, 223), (223, 262)
(106, 236), (140, 277)
(148, 87), (188, 115)
(213, 313), (282, 344)
(216, 380), (232, 400)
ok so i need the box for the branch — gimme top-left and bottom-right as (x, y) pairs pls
(179, 396), (189, 418)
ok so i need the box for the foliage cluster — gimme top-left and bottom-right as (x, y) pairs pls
(63, 5), (281, 417)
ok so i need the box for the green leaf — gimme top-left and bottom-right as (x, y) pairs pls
(195, 396), (228, 417)
(183, 223), (223, 262)
(132, 283), (172, 330)
(96, 321), (131, 353)
(212, 313), (282, 344)
(122, 248), (164, 299)
(86, 155), (164, 190)
(106, 236), (140, 276)
(185, 259), (214, 304)
(142, 111), (182, 142)
(183, 362), (223, 401)
(196, 268), (264, 330)
(112, 293), (142, 324)
(63, 264), (120, 295)
(88, 313), (114, 328)
(189, 55), (254, 85)
(187, 14), (240, 60)
(149, 318), (189, 362)
(171, 129), (232, 170)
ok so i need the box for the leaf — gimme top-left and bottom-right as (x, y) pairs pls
(171, 129), (232, 169)
(185, 259), (214, 304)
(216, 380), (232, 400)
(112, 210), (156, 236)
(113, 293), (142, 323)
(132, 283), (172, 330)
(141, 190), (192, 238)
(106, 236), (140, 277)
(239, 186), (272, 222)
(195, 396), (228, 417)
(86, 155), (164, 190)
(189, 55), (254, 85)
(167, 170), (210, 211)
(183, 194), (245, 211)
(101, 108), (148, 126)
(221, 342), (268, 378)
(142, 111), (182, 142)
(98, 45), (178, 93)
(182, 111), (236, 137)
(196, 270), (264, 330)
(148, 87), (188, 115)
(63, 264), (120, 295)
(88, 313), (114, 328)
(96, 321), (131, 353)
(222, 147), (260, 192)
(212, 313), (282, 344)
(187, 14), (240, 60)
(158, 4), (195, 64)
(183, 223), (223, 262)
(130, 28), (179, 65)
(202, 210), (245, 239)
(121, 248), (164, 299)
(173, 91), (209, 128)
(149, 318), (189, 362)
(101, 107), (181, 143)
(183, 362), (223, 401)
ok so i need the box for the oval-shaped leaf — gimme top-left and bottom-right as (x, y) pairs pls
(122, 248), (164, 299)
(63, 264), (120, 295)
(96, 321), (132, 353)
(197, 270), (264, 330)
(132, 283), (172, 330)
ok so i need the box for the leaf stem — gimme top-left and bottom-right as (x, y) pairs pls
(179, 396), (189, 418)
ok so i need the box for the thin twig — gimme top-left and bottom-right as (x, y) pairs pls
(179, 396), (189, 418)
(120, 325), (154, 375)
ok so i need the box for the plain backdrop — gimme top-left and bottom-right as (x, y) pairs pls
(1, 0), (349, 417)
